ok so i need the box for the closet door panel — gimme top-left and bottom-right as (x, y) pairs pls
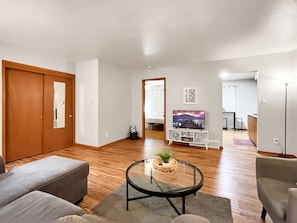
(43, 75), (73, 152)
(6, 69), (43, 162)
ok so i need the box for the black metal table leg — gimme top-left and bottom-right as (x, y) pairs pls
(126, 180), (129, 210)
(182, 196), (185, 214)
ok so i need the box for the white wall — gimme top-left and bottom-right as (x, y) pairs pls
(223, 79), (257, 129)
(131, 63), (223, 146)
(0, 43), (75, 156)
(0, 43), (132, 153)
(76, 59), (100, 147)
(76, 59), (132, 147)
(98, 61), (132, 146)
(293, 50), (297, 74)
(201, 51), (296, 154)
(288, 50), (297, 156)
(0, 44), (75, 73)
(131, 51), (297, 154)
(1, 42), (296, 156)
(256, 51), (296, 155)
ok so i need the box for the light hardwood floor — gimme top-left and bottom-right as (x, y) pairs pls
(5, 130), (272, 223)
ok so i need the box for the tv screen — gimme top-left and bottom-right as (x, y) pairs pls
(173, 110), (205, 129)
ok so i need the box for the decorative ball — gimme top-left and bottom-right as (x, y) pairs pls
(130, 125), (137, 133)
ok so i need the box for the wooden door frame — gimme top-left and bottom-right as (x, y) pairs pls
(2, 60), (75, 162)
(142, 77), (166, 141)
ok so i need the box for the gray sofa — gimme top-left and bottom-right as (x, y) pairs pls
(256, 156), (297, 223)
(0, 155), (107, 222)
(0, 155), (89, 209)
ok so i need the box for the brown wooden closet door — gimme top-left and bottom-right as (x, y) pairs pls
(6, 69), (43, 162)
(43, 75), (73, 152)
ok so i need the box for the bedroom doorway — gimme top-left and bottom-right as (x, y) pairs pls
(142, 78), (166, 141)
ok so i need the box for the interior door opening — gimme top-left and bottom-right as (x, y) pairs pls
(142, 78), (166, 141)
(221, 71), (258, 147)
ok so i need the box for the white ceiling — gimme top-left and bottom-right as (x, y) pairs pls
(1, 0), (297, 69)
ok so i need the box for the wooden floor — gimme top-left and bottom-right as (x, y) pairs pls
(5, 130), (272, 223)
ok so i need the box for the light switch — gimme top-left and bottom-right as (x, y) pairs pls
(262, 98), (268, 104)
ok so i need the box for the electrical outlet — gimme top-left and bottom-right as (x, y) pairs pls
(273, 138), (279, 144)
(105, 132), (109, 138)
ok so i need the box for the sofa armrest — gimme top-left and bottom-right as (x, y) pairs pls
(0, 156), (5, 174)
(287, 188), (297, 223)
(256, 157), (297, 183)
(0, 191), (84, 221)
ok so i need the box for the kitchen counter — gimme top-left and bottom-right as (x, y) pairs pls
(248, 114), (257, 146)
(248, 114), (257, 118)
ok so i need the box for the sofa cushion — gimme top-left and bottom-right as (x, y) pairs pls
(257, 177), (296, 221)
(0, 155), (89, 208)
(0, 191), (84, 222)
(0, 155), (5, 174)
(57, 214), (110, 223)
(172, 214), (211, 223)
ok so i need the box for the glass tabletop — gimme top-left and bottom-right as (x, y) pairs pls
(126, 159), (204, 197)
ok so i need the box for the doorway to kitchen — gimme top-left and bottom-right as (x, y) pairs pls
(221, 71), (258, 147)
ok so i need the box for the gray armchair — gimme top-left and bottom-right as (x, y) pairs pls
(256, 156), (297, 223)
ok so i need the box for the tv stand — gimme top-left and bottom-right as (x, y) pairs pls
(168, 128), (209, 150)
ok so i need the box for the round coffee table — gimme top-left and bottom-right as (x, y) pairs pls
(126, 159), (204, 215)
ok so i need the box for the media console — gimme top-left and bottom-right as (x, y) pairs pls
(168, 128), (209, 150)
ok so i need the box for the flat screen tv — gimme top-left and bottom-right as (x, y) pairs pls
(173, 110), (205, 129)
